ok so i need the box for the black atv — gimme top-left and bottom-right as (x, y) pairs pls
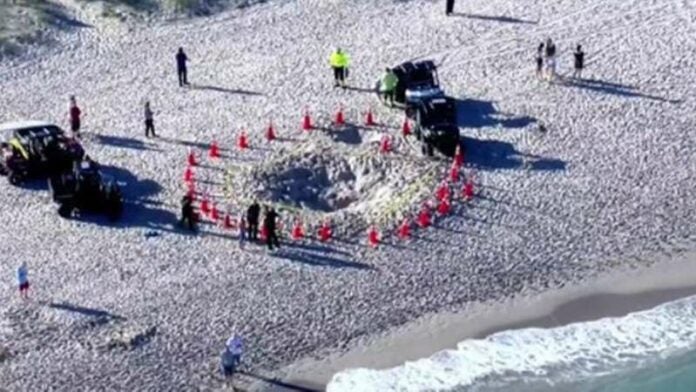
(413, 96), (460, 157)
(376, 60), (446, 115)
(0, 122), (84, 185)
(48, 162), (123, 221)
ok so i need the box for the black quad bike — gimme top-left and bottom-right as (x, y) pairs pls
(0, 123), (84, 185)
(48, 162), (123, 221)
(413, 96), (461, 157)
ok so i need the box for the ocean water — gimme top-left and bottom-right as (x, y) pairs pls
(327, 295), (696, 392)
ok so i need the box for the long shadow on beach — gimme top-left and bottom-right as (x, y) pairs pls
(238, 371), (321, 392)
(455, 98), (537, 129)
(561, 78), (682, 103)
(270, 247), (372, 270)
(189, 84), (264, 96)
(49, 301), (127, 321)
(462, 137), (566, 171)
(451, 12), (538, 24)
(94, 134), (162, 151)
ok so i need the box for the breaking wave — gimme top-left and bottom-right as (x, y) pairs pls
(327, 295), (696, 392)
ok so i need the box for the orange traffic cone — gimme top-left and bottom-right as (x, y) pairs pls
(402, 117), (411, 136)
(437, 198), (451, 215)
(291, 220), (304, 240)
(365, 107), (376, 126)
(187, 179), (196, 198)
(454, 144), (464, 167)
(200, 195), (211, 216)
(417, 206), (431, 228)
(302, 108), (312, 131)
(397, 218), (411, 240)
(209, 140), (221, 159)
(318, 221), (332, 242)
(184, 166), (194, 183)
(335, 105), (345, 126)
(223, 213), (234, 230)
(210, 203), (220, 221)
(187, 150), (197, 166)
(367, 225), (380, 248)
(379, 134), (392, 154)
(237, 130), (249, 150)
(436, 181), (450, 202)
(463, 180), (474, 201)
(266, 122), (276, 142)
(449, 162), (460, 183)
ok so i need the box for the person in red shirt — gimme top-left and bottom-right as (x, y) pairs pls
(69, 95), (82, 138)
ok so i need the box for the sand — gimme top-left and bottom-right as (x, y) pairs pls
(275, 253), (696, 390)
(1, 0), (695, 390)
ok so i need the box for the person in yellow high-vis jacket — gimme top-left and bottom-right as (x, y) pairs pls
(329, 48), (350, 88)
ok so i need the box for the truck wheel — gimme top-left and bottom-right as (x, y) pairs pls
(58, 203), (74, 219)
(8, 172), (21, 185)
(426, 143), (434, 157)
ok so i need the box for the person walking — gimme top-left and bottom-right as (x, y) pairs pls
(176, 47), (189, 87)
(446, 0), (455, 15)
(544, 38), (557, 81)
(69, 96), (82, 139)
(380, 68), (398, 106)
(238, 213), (247, 249)
(535, 42), (544, 78)
(264, 206), (280, 251)
(246, 201), (260, 241)
(329, 48), (350, 88)
(144, 101), (156, 138)
(220, 333), (244, 377)
(573, 44), (585, 79)
(17, 263), (29, 300)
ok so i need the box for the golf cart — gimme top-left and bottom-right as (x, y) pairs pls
(0, 121), (84, 185)
(413, 96), (460, 157)
(48, 158), (123, 221)
(376, 60), (445, 115)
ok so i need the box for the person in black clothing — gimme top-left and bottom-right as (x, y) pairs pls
(246, 201), (260, 241)
(176, 48), (189, 87)
(264, 206), (280, 250)
(544, 38), (557, 80)
(446, 0), (455, 15)
(536, 42), (544, 78)
(180, 194), (196, 231)
(573, 44), (585, 79)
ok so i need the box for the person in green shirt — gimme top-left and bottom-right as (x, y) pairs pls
(380, 68), (398, 106)
(329, 48), (350, 88)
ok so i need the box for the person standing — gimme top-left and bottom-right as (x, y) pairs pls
(220, 333), (244, 377)
(246, 201), (260, 241)
(446, 0), (455, 15)
(180, 194), (196, 231)
(69, 96), (82, 139)
(144, 101), (156, 138)
(264, 206), (280, 251)
(535, 42), (544, 78)
(17, 263), (29, 300)
(380, 68), (398, 106)
(544, 38), (557, 81)
(573, 44), (585, 79)
(176, 47), (189, 87)
(238, 214), (247, 249)
(329, 48), (350, 88)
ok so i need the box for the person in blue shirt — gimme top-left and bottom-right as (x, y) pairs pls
(17, 263), (29, 299)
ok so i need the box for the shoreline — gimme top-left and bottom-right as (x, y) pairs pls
(261, 253), (696, 391)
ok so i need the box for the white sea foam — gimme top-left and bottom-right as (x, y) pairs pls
(327, 295), (696, 392)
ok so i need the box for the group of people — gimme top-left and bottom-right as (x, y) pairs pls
(535, 38), (585, 81)
(179, 198), (282, 251)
